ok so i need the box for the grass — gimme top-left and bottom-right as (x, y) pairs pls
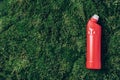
(0, 0), (120, 80)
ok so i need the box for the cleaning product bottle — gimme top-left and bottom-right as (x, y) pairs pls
(86, 14), (101, 69)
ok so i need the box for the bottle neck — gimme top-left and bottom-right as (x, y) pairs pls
(90, 18), (98, 23)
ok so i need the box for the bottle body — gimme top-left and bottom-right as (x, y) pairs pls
(86, 17), (101, 69)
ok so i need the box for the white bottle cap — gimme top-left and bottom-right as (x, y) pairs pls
(92, 14), (99, 21)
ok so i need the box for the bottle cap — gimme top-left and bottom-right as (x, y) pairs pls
(92, 14), (99, 21)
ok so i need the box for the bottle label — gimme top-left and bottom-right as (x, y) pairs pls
(88, 27), (95, 35)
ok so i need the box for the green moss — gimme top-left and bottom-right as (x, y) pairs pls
(0, 0), (120, 80)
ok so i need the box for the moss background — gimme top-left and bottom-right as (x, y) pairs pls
(0, 0), (120, 80)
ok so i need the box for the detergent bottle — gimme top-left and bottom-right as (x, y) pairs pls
(86, 14), (101, 69)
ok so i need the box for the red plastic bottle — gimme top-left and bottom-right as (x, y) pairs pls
(86, 14), (101, 69)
